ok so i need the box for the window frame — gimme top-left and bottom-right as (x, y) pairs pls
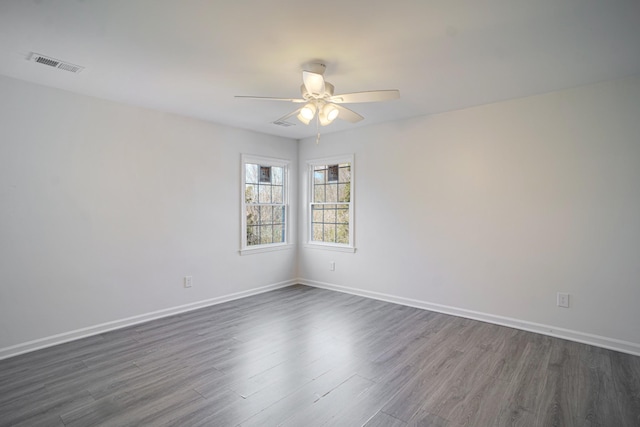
(240, 154), (291, 255)
(306, 154), (355, 252)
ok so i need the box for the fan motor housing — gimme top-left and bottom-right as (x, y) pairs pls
(301, 82), (334, 100)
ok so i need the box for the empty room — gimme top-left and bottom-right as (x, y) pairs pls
(1, 1), (639, 426)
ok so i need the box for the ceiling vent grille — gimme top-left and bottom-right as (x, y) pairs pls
(27, 52), (84, 74)
(272, 120), (295, 127)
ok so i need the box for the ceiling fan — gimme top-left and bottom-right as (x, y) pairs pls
(235, 62), (400, 127)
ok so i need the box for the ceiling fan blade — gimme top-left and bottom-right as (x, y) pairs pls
(274, 108), (302, 123)
(302, 71), (325, 97)
(235, 96), (305, 103)
(329, 90), (400, 104)
(333, 104), (364, 123)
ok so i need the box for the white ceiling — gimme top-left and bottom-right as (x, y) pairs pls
(1, 0), (639, 140)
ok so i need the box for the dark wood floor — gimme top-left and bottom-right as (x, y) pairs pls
(1, 285), (639, 426)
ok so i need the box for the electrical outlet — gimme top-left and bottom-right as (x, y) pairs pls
(557, 292), (569, 308)
(329, 261), (335, 271)
(184, 276), (193, 288)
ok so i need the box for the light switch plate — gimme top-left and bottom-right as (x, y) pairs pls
(557, 292), (569, 308)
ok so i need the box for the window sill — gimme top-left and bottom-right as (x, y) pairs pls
(303, 244), (356, 253)
(239, 244), (294, 256)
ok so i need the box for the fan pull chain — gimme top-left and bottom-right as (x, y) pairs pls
(315, 113), (321, 144)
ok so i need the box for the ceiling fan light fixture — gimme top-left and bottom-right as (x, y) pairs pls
(319, 103), (339, 126)
(297, 113), (311, 125)
(300, 103), (317, 121)
(325, 104), (339, 121)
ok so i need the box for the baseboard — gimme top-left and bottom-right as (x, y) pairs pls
(0, 279), (296, 361)
(297, 278), (640, 357)
(5, 278), (638, 360)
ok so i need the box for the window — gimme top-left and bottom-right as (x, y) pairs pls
(308, 155), (354, 251)
(241, 155), (290, 253)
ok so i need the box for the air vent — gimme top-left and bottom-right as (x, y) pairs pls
(272, 120), (295, 127)
(27, 52), (84, 74)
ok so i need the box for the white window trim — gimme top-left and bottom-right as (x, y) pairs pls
(306, 154), (355, 252)
(240, 154), (293, 255)
(303, 242), (357, 253)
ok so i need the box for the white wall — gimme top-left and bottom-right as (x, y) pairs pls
(298, 75), (640, 352)
(0, 75), (298, 353)
(2, 73), (639, 358)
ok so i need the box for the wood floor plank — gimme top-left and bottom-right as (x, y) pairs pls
(279, 374), (375, 426)
(381, 345), (465, 422)
(80, 389), (209, 427)
(238, 358), (371, 427)
(364, 411), (408, 427)
(0, 387), (94, 427)
(406, 409), (450, 427)
(494, 341), (549, 426)
(0, 285), (638, 426)
(429, 361), (510, 425)
(12, 414), (66, 427)
(325, 363), (421, 427)
(611, 350), (640, 427)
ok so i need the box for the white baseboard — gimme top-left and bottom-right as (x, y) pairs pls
(0, 279), (296, 361)
(297, 278), (640, 357)
(5, 278), (638, 360)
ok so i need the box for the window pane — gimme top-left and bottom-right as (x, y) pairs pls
(326, 183), (338, 202)
(246, 205), (260, 226)
(273, 206), (284, 224)
(245, 184), (257, 203)
(314, 170), (325, 184)
(323, 224), (336, 242)
(336, 206), (349, 223)
(247, 226), (260, 246)
(336, 224), (349, 244)
(246, 163), (258, 184)
(259, 206), (273, 225)
(272, 185), (283, 204)
(273, 224), (284, 243)
(313, 223), (324, 241)
(339, 165), (350, 183)
(272, 166), (283, 185)
(258, 184), (272, 203)
(260, 225), (273, 244)
(314, 184), (325, 203)
(312, 205), (323, 223)
(338, 183), (350, 202)
(324, 207), (336, 223)
(259, 166), (272, 183)
(328, 165), (339, 182)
